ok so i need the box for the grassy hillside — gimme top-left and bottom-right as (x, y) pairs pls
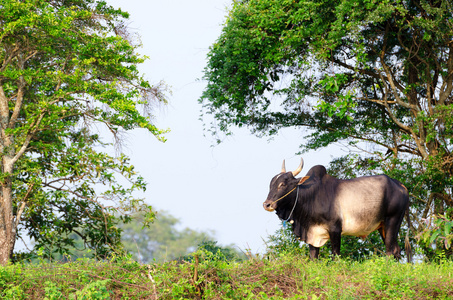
(1, 253), (452, 299)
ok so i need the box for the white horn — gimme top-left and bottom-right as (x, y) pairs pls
(281, 160), (286, 173)
(292, 158), (304, 177)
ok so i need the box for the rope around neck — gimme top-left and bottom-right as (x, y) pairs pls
(284, 185), (299, 223)
(269, 184), (300, 223)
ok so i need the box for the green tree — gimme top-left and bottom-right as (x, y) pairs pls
(120, 211), (215, 263)
(200, 0), (453, 257)
(0, 0), (168, 265)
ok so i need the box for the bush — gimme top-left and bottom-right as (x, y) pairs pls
(266, 222), (409, 261)
(1, 254), (452, 299)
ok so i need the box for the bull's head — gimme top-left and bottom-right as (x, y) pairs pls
(263, 158), (309, 212)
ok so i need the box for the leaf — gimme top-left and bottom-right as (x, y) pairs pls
(444, 222), (451, 237)
(429, 232), (440, 245)
(445, 238), (451, 250)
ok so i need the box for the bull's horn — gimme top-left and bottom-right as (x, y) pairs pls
(281, 160), (286, 173)
(292, 158), (304, 177)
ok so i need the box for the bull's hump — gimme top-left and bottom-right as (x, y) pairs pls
(336, 176), (386, 236)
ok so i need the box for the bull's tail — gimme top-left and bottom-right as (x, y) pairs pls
(404, 206), (412, 263)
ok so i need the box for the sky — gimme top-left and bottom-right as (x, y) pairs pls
(107, 0), (334, 254)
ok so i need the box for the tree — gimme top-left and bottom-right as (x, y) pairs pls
(0, 0), (168, 265)
(120, 211), (215, 263)
(200, 0), (453, 257)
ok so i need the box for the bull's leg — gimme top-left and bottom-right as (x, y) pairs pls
(329, 230), (342, 258)
(384, 234), (401, 259)
(378, 223), (385, 241)
(383, 215), (404, 259)
(309, 245), (319, 260)
(378, 223), (387, 254)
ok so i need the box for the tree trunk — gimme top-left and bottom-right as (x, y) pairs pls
(0, 167), (14, 266)
(1, 80), (20, 265)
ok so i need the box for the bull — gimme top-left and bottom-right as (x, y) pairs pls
(263, 158), (410, 260)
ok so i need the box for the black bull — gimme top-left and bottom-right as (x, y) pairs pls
(263, 158), (410, 260)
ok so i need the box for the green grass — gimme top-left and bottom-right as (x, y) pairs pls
(1, 253), (452, 299)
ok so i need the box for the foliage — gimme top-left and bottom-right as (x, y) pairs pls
(1, 255), (452, 299)
(417, 208), (453, 259)
(265, 222), (408, 261)
(0, 0), (168, 263)
(266, 222), (310, 257)
(120, 211), (216, 263)
(187, 240), (246, 262)
(201, 0), (453, 257)
(0, 257), (155, 299)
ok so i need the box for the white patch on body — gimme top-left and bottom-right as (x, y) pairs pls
(307, 224), (330, 247)
(336, 177), (385, 237)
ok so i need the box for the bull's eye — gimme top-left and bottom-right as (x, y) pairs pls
(278, 182), (285, 189)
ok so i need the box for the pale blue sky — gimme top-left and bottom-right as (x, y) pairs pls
(109, 0), (334, 253)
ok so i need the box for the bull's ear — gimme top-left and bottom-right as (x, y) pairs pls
(298, 176), (310, 185)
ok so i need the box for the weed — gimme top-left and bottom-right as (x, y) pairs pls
(71, 279), (112, 300)
(0, 254), (452, 299)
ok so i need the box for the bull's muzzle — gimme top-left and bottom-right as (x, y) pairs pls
(263, 201), (275, 212)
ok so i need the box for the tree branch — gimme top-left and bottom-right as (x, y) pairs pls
(11, 113), (46, 166)
(14, 182), (35, 231)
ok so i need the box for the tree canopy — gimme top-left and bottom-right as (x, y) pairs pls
(200, 0), (453, 257)
(0, 0), (168, 264)
(120, 211), (215, 263)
